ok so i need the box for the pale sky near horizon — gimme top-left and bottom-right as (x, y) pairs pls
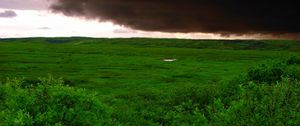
(0, 0), (291, 39)
(0, 8), (228, 39)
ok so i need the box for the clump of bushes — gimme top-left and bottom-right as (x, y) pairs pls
(154, 57), (300, 125)
(0, 56), (300, 125)
(206, 78), (300, 125)
(285, 55), (300, 65)
(247, 56), (300, 83)
(0, 77), (111, 125)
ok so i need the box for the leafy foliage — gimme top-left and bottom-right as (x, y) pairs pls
(108, 57), (300, 125)
(247, 56), (300, 83)
(1, 38), (300, 125)
(0, 77), (111, 125)
(207, 79), (300, 125)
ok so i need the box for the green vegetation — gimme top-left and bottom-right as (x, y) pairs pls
(0, 38), (300, 125)
(0, 77), (111, 125)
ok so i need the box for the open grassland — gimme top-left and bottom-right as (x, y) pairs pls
(0, 38), (300, 125)
(1, 38), (300, 94)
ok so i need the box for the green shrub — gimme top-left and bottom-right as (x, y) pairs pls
(0, 82), (4, 101)
(0, 77), (111, 126)
(164, 101), (208, 126)
(171, 86), (217, 110)
(207, 78), (300, 125)
(1, 57), (299, 125)
(162, 58), (300, 125)
(247, 56), (300, 84)
(247, 60), (286, 83)
(286, 65), (300, 80)
(284, 56), (300, 65)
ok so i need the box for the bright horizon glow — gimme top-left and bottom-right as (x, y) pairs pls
(0, 8), (269, 40)
(0, 0), (299, 40)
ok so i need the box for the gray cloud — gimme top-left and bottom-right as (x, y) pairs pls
(0, 10), (17, 18)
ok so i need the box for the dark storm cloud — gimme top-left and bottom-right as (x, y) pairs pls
(0, 10), (17, 18)
(50, 0), (300, 35)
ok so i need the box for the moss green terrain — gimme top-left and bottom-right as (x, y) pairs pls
(0, 38), (300, 125)
(1, 38), (299, 94)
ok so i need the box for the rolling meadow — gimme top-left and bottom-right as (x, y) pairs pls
(0, 38), (300, 125)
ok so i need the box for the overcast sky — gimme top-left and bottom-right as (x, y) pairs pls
(0, 0), (299, 39)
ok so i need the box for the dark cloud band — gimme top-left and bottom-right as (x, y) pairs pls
(50, 0), (300, 36)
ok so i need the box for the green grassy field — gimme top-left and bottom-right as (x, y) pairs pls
(1, 38), (299, 94)
(0, 38), (300, 125)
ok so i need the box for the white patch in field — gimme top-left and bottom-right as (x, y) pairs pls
(163, 59), (177, 62)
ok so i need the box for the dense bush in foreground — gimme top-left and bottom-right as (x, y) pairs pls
(207, 78), (300, 125)
(0, 57), (300, 125)
(247, 56), (300, 83)
(110, 57), (300, 125)
(0, 77), (111, 125)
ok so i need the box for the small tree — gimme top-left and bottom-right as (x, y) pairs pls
(0, 77), (111, 125)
